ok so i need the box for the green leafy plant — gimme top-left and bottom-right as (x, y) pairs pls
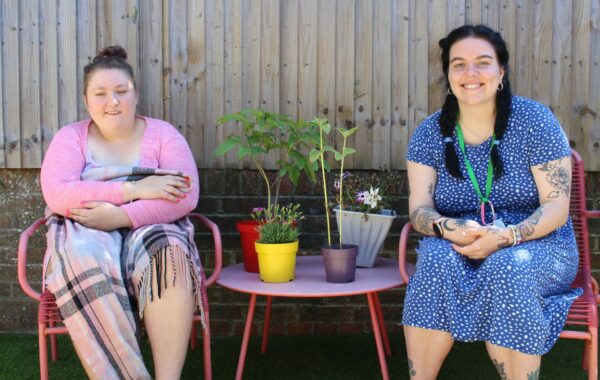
(215, 109), (318, 210)
(251, 204), (304, 244)
(308, 118), (358, 247)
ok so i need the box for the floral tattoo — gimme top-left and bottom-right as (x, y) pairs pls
(539, 159), (571, 198)
(410, 207), (440, 236)
(492, 359), (508, 380)
(527, 367), (540, 380)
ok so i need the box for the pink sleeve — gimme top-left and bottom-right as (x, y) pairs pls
(120, 131), (200, 228)
(40, 124), (126, 216)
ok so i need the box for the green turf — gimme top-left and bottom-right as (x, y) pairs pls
(0, 332), (589, 379)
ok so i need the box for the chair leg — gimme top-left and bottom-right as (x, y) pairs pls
(39, 323), (49, 380)
(202, 310), (212, 380)
(588, 326), (598, 380)
(49, 321), (59, 361)
(583, 340), (590, 371)
(190, 320), (198, 350)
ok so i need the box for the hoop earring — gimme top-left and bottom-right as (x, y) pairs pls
(497, 82), (504, 92)
(447, 88), (454, 95)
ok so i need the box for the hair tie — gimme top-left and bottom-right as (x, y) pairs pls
(443, 137), (453, 144)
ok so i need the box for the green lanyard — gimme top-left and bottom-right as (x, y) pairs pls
(455, 122), (496, 224)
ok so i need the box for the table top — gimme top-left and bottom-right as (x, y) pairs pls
(216, 256), (404, 297)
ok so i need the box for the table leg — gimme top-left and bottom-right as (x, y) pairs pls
(373, 293), (392, 356)
(236, 293), (258, 380)
(261, 296), (272, 353)
(367, 292), (390, 380)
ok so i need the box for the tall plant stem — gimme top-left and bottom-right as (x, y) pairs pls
(319, 129), (332, 247)
(254, 158), (271, 210)
(338, 136), (347, 247)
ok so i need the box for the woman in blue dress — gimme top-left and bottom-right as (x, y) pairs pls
(402, 25), (581, 379)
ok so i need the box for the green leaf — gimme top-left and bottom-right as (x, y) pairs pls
(334, 151), (344, 161)
(309, 149), (321, 162)
(342, 147), (356, 156)
(214, 138), (239, 156)
(237, 146), (251, 159)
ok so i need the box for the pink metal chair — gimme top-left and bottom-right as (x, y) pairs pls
(398, 149), (599, 380)
(17, 213), (222, 380)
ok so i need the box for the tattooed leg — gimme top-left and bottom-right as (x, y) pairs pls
(408, 358), (417, 377)
(492, 359), (509, 380)
(410, 207), (441, 236)
(527, 368), (540, 380)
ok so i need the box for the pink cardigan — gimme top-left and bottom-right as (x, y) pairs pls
(40, 117), (200, 229)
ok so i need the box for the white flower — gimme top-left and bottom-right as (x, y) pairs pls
(364, 187), (382, 209)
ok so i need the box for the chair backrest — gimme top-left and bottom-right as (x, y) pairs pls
(569, 149), (592, 296)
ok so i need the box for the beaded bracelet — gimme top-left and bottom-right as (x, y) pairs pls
(507, 224), (522, 246)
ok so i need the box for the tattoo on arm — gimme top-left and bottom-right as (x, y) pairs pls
(441, 219), (456, 233)
(410, 207), (440, 236)
(408, 358), (417, 377)
(516, 204), (546, 241)
(527, 367), (540, 380)
(427, 183), (434, 196)
(492, 359), (508, 380)
(539, 159), (571, 199)
(454, 219), (469, 228)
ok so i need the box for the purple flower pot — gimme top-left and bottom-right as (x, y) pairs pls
(321, 244), (358, 283)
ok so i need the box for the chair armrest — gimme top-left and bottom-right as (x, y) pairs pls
(17, 218), (47, 301)
(585, 210), (600, 219)
(398, 222), (413, 284)
(188, 213), (222, 287)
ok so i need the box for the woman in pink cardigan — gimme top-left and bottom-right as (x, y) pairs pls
(41, 46), (202, 380)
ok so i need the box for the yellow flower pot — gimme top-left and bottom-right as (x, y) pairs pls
(255, 240), (299, 283)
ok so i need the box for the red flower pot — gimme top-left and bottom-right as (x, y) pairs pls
(236, 220), (260, 272)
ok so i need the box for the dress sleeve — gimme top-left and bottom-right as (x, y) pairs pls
(40, 125), (126, 216)
(406, 115), (441, 168)
(120, 130), (200, 228)
(526, 105), (571, 167)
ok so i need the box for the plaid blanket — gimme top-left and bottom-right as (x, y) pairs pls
(44, 166), (204, 380)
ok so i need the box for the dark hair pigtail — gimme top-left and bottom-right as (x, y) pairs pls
(491, 79), (512, 178)
(439, 93), (463, 179)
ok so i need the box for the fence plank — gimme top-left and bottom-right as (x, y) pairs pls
(498, 0), (516, 82)
(371, 0), (391, 169)
(2, 0), (20, 167)
(466, 0), (482, 24)
(531, 0), (553, 105)
(261, 0), (280, 169)
(298, 0), (318, 121)
(335, 0), (355, 167)
(57, 0), (77, 128)
(168, 0), (187, 137)
(206, 0), (225, 168)
(187, 0), (205, 165)
(391, 0), (410, 170)
(139, 0), (163, 118)
(409, 0), (429, 136)
(514, 0), (532, 96)
(222, 0), (241, 167)
(77, 0), (97, 119)
(0, 2), (4, 167)
(353, 0), (373, 168)
(280, 0), (298, 120)
(317, 0), (336, 166)
(447, 0), (466, 31)
(20, 0), (41, 167)
(39, 0), (59, 157)
(550, 0), (572, 143)
(428, 0), (447, 114)
(590, 0), (600, 170)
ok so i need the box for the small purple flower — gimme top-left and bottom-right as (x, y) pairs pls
(342, 172), (350, 179)
(356, 191), (367, 203)
(252, 207), (264, 213)
(333, 180), (340, 190)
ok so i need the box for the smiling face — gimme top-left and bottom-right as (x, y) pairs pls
(84, 68), (137, 130)
(447, 37), (504, 108)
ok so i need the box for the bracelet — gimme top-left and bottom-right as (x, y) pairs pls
(433, 217), (446, 238)
(130, 181), (137, 203)
(507, 224), (522, 246)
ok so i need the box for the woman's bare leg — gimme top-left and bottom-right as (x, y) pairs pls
(404, 326), (454, 379)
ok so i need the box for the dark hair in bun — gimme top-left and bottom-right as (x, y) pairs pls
(83, 45), (135, 94)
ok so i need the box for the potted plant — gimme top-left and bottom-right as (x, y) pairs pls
(215, 109), (318, 273)
(251, 203), (303, 282)
(333, 169), (398, 267)
(308, 117), (359, 283)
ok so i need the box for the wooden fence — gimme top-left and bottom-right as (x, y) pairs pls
(1, 0), (598, 170)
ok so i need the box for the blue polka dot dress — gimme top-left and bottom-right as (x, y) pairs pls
(402, 96), (582, 355)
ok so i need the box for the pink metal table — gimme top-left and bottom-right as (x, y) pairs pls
(217, 255), (406, 380)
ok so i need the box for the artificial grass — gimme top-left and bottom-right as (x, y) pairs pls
(0, 332), (589, 379)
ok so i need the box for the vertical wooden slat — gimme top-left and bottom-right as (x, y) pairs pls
(139, 0), (163, 118)
(317, 0), (336, 166)
(481, 0), (499, 30)
(447, 0), (466, 32)
(0, 1), (4, 167)
(514, 0), (532, 97)
(168, 0), (187, 135)
(126, 0), (139, 77)
(20, 0), (41, 167)
(162, 0), (170, 121)
(280, 0), (298, 120)
(2, 0), (20, 167)
(205, 0), (225, 168)
(187, 0), (205, 165)
(531, 0), (553, 105)
(297, 0), (318, 121)
(571, 0), (591, 163)
(498, 0), (516, 83)
(353, 0), (373, 168)
(58, 0), (77, 128)
(466, 0), (482, 24)
(550, 0), (572, 140)
(590, 0), (600, 170)
(409, 0), (429, 137)
(260, 0), (280, 169)
(223, 0), (241, 167)
(77, 0), (97, 119)
(428, 0), (447, 114)
(371, 0), (391, 169)
(391, 0), (410, 170)
(97, 0), (111, 48)
(335, 0), (355, 167)
(39, 0), (59, 157)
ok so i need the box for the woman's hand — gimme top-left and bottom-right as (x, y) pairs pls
(437, 218), (482, 246)
(67, 201), (133, 231)
(132, 175), (191, 202)
(452, 226), (512, 260)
